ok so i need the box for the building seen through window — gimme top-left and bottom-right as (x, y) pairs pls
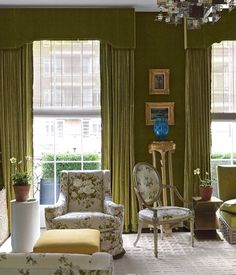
(33, 40), (101, 209)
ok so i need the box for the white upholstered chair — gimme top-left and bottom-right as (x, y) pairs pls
(45, 170), (124, 257)
(133, 162), (194, 257)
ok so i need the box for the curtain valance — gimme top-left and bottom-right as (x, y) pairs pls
(0, 8), (135, 49)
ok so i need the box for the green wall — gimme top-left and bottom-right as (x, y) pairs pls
(134, 13), (186, 194)
(187, 9), (236, 48)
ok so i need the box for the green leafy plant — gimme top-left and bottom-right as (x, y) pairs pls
(10, 156), (32, 185)
(193, 168), (214, 187)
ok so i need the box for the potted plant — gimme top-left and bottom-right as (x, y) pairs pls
(10, 156), (32, 202)
(194, 168), (213, 201)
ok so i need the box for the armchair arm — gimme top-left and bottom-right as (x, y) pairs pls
(162, 184), (194, 209)
(103, 198), (124, 224)
(45, 193), (67, 229)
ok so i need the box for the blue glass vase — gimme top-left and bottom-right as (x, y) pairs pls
(153, 117), (169, 140)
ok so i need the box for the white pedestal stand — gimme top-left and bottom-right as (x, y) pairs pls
(11, 199), (40, 252)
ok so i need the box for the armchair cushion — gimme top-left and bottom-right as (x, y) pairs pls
(219, 210), (236, 227)
(68, 171), (104, 212)
(53, 212), (121, 232)
(220, 199), (236, 214)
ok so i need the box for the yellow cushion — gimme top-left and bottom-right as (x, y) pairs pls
(220, 199), (236, 214)
(33, 229), (100, 254)
(220, 210), (236, 227)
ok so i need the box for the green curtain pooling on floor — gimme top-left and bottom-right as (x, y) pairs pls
(100, 42), (137, 232)
(184, 48), (211, 202)
(0, 44), (33, 224)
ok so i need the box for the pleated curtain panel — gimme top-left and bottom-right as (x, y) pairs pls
(184, 48), (211, 202)
(100, 42), (138, 232)
(0, 41), (138, 233)
(0, 44), (33, 224)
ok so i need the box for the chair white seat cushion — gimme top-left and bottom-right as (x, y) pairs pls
(53, 212), (121, 232)
(139, 206), (192, 223)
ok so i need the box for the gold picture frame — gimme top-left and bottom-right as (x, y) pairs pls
(145, 102), (175, 126)
(149, 69), (170, 95)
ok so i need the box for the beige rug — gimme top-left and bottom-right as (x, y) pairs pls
(114, 233), (236, 275)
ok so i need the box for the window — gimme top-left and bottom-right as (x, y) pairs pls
(33, 40), (101, 209)
(211, 41), (236, 194)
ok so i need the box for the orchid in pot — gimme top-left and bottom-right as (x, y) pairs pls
(194, 168), (214, 201)
(10, 156), (32, 202)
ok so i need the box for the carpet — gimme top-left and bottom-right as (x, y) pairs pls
(114, 233), (236, 275)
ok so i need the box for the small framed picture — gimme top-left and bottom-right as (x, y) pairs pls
(145, 102), (174, 125)
(149, 69), (170, 95)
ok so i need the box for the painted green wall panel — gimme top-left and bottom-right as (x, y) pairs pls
(0, 8), (135, 48)
(134, 13), (186, 195)
(187, 9), (236, 48)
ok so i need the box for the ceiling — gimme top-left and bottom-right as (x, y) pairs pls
(0, 0), (157, 11)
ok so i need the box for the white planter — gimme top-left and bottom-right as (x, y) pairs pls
(0, 188), (9, 245)
(11, 199), (40, 252)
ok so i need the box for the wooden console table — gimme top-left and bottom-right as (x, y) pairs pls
(192, 196), (223, 240)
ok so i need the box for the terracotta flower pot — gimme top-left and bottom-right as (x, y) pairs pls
(199, 186), (213, 201)
(13, 184), (31, 202)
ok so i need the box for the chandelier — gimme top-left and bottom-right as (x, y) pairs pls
(155, 0), (236, 29)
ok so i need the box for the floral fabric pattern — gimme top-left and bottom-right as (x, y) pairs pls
(45, 170), (124, 257)
(68, 171), (104, 212)
(139, 206), (192, 223)
(135, 164), (161, 204)
(0, 252), (113, 275)
(104, 200), (124, 229)
(53, 212), (121, 232)
(45, 193), (67, 229)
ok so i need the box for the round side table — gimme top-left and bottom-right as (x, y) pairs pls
(11, 199), (40, 252)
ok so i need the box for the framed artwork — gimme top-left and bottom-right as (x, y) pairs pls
(145, 102), (175, 125)
(149, 69), (170, 95)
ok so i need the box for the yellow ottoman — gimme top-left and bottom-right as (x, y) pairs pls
(33, 229), (100, 254)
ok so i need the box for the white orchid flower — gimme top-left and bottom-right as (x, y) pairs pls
(10, 157), (17, 164)
(25, 156), (32, 161)
(193, 168), (200, 175)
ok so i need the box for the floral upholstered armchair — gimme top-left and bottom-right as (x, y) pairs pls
(45, 170), (124, 257)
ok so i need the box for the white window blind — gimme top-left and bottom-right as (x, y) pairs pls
(212, 41), (236, 119)
(33, 40), (100, 115)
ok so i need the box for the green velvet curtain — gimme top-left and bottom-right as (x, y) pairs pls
(0, 44), (33, 221)
(184, 48), (211, 202)
(100, 42), (137, 232)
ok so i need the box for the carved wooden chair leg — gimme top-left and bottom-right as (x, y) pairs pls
(134, 219), (143, 246)
(153, 224), (158, 258)
(160, 225), (164, 240)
